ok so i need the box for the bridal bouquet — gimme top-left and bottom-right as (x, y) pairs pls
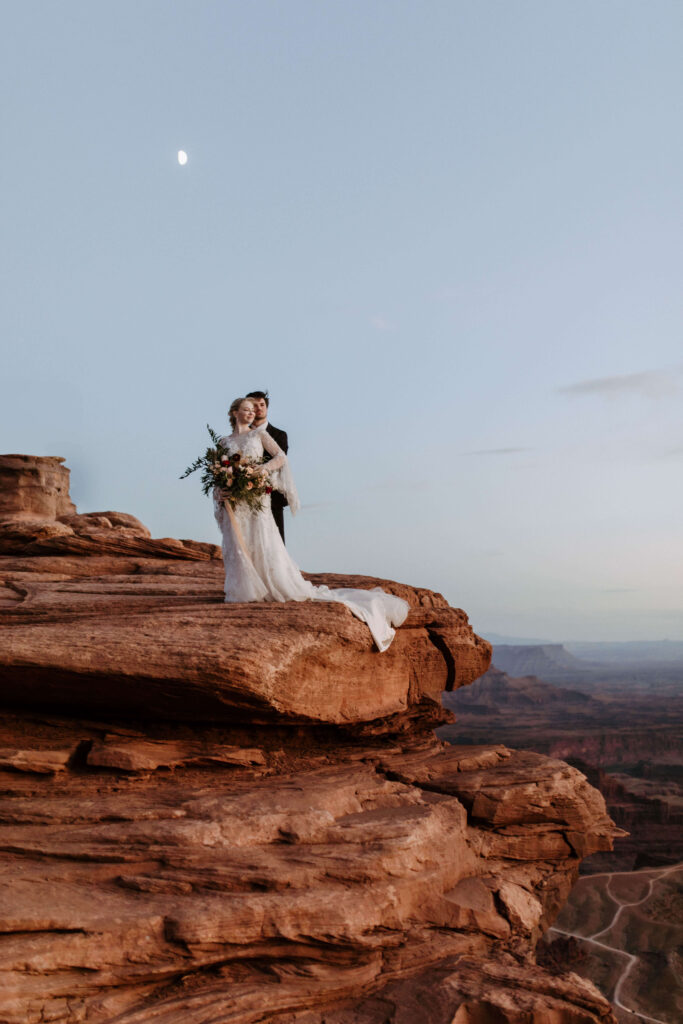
(180, 425), (271, 512)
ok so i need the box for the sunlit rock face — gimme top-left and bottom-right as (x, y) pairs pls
(0, 457), (619, 1024)
(0, 454), (76, 521)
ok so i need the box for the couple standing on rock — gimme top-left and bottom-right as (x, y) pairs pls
(214, 390), (409, 652)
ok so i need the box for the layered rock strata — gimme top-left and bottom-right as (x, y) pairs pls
(0, 457), (619, 1023)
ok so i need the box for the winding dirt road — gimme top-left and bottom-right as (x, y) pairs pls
(548, 862), (682, 1024)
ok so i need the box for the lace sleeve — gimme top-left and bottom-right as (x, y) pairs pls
(260, 432), (300, 516)
(260, 431), (287, 472)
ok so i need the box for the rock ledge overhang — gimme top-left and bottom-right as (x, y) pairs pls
(0, 455), (491, 728)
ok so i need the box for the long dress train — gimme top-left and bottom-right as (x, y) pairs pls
(214, 429), (409, 652)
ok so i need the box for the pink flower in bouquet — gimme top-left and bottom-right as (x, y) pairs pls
(246, 482), (253, 490)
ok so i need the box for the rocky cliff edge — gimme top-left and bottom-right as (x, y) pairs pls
(0, 456), (619, 1023)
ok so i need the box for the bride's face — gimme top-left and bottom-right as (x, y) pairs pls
(236, 400), (255, 426)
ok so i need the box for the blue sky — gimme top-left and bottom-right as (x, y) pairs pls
(2, 1), (682, 641)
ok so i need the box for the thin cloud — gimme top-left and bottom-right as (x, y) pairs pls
(599, 587), (639, 594)
(559, 367), (682, 400)
(463, 447), (532, 456)
(432, 285), (460, 301)
(370, 315), (394, 332)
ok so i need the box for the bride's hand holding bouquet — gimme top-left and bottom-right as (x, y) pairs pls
(180, 426), (271, 513)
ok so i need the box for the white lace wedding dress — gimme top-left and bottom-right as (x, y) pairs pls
(214, 428), (409, 652)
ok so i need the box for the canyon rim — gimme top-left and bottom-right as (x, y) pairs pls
(0, 455), (620, 1023)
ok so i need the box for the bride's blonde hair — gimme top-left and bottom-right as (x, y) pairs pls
(228, 396), (254, 430)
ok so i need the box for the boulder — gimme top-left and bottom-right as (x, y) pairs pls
(0, 454), (76, 521)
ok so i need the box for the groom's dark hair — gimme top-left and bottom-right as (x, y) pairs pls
(246, 390), (269, 406)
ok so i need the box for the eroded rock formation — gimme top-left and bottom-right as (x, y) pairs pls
(0, 457), (619, 1023)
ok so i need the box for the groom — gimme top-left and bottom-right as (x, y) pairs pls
(246, 390), (289, 543)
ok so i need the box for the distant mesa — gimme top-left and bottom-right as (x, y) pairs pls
(443, 666), (595, 714)
(487, 635), (683, 669)
(568, 639), (683, 666)
(492, 643), (590, 679)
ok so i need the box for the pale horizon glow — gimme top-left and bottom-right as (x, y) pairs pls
(2, 2), (683, 643)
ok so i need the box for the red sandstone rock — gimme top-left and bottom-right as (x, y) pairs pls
(0, 747), (72, 773)
(0, 559), (487, 726)
(0, 457), (619, 1023)
(0, 712), (617, 1024)
(0, 454), (75, 521)
(283, 955), (617, 1023)
(86, 737), (266, 771)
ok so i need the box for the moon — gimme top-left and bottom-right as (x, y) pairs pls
(177, 150), (188, 166)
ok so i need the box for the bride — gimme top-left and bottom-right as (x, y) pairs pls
(214, 396), (409, 652)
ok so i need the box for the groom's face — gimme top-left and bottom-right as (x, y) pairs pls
(251, 397), (268, 422)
